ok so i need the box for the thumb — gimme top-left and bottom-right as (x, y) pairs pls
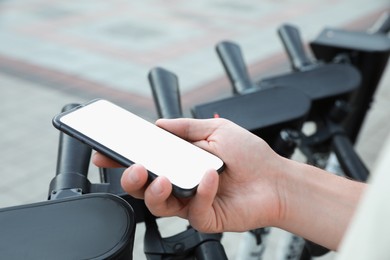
(187, 170), (220, 232)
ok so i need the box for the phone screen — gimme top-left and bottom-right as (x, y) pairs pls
(53, 99), (224, 197)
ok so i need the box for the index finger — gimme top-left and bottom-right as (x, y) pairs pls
(92, 152), (124, 168)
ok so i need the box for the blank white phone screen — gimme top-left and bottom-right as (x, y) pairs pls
(59, 100), (224, 190)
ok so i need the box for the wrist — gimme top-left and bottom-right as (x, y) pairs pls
(272, 158), (365, 250)
(267, 155), (296, 227)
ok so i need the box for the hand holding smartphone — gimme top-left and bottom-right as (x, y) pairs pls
(52, 99), (225, 197)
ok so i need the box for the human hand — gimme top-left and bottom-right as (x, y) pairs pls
(93, 118), (286, 233)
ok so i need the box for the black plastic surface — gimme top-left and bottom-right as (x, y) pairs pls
(0, 193), (135, 259)
(311, 28), (390, 56)
(192, 87), (310, 142)
(310, 28), (390, 142)
(258, 63), (360, 103)
(100, 167), (152, 223)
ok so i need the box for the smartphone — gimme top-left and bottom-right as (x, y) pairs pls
(52, 99), (224, 197)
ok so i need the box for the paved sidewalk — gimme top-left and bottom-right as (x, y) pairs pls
(1, 0), (388, 115)
(0, 1), (389, 259)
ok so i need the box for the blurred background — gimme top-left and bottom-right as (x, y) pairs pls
(0, 0), (389, 259)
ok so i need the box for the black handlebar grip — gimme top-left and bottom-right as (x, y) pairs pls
(332, 134), (369, 182)
(148, 67), (183, 119)
(55, 104), (92, 177)
(277, 24), (313, 71)
(216, 41), (255, 94)
(370, 12), (390, 34)
(49, 104), (92, 198)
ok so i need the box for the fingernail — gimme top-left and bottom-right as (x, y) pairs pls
(151, 178), (163, 195)
(128, 166), (139, 183)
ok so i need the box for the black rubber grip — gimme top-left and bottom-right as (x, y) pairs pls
(278, 24), (313, 71)
(216, 41), (255, 94)
(148, 67), (183, 119)
(55, 104), (92, 178)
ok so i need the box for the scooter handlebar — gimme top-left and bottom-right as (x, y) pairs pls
(148, 67), (183, 119)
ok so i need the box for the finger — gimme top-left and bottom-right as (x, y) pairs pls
(156, 118), (224, 142)
(144, 177), (186, 217)
(120, 164), (149, 199)
(187, 170), (220, 232)
(92, 152), (124, 168)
